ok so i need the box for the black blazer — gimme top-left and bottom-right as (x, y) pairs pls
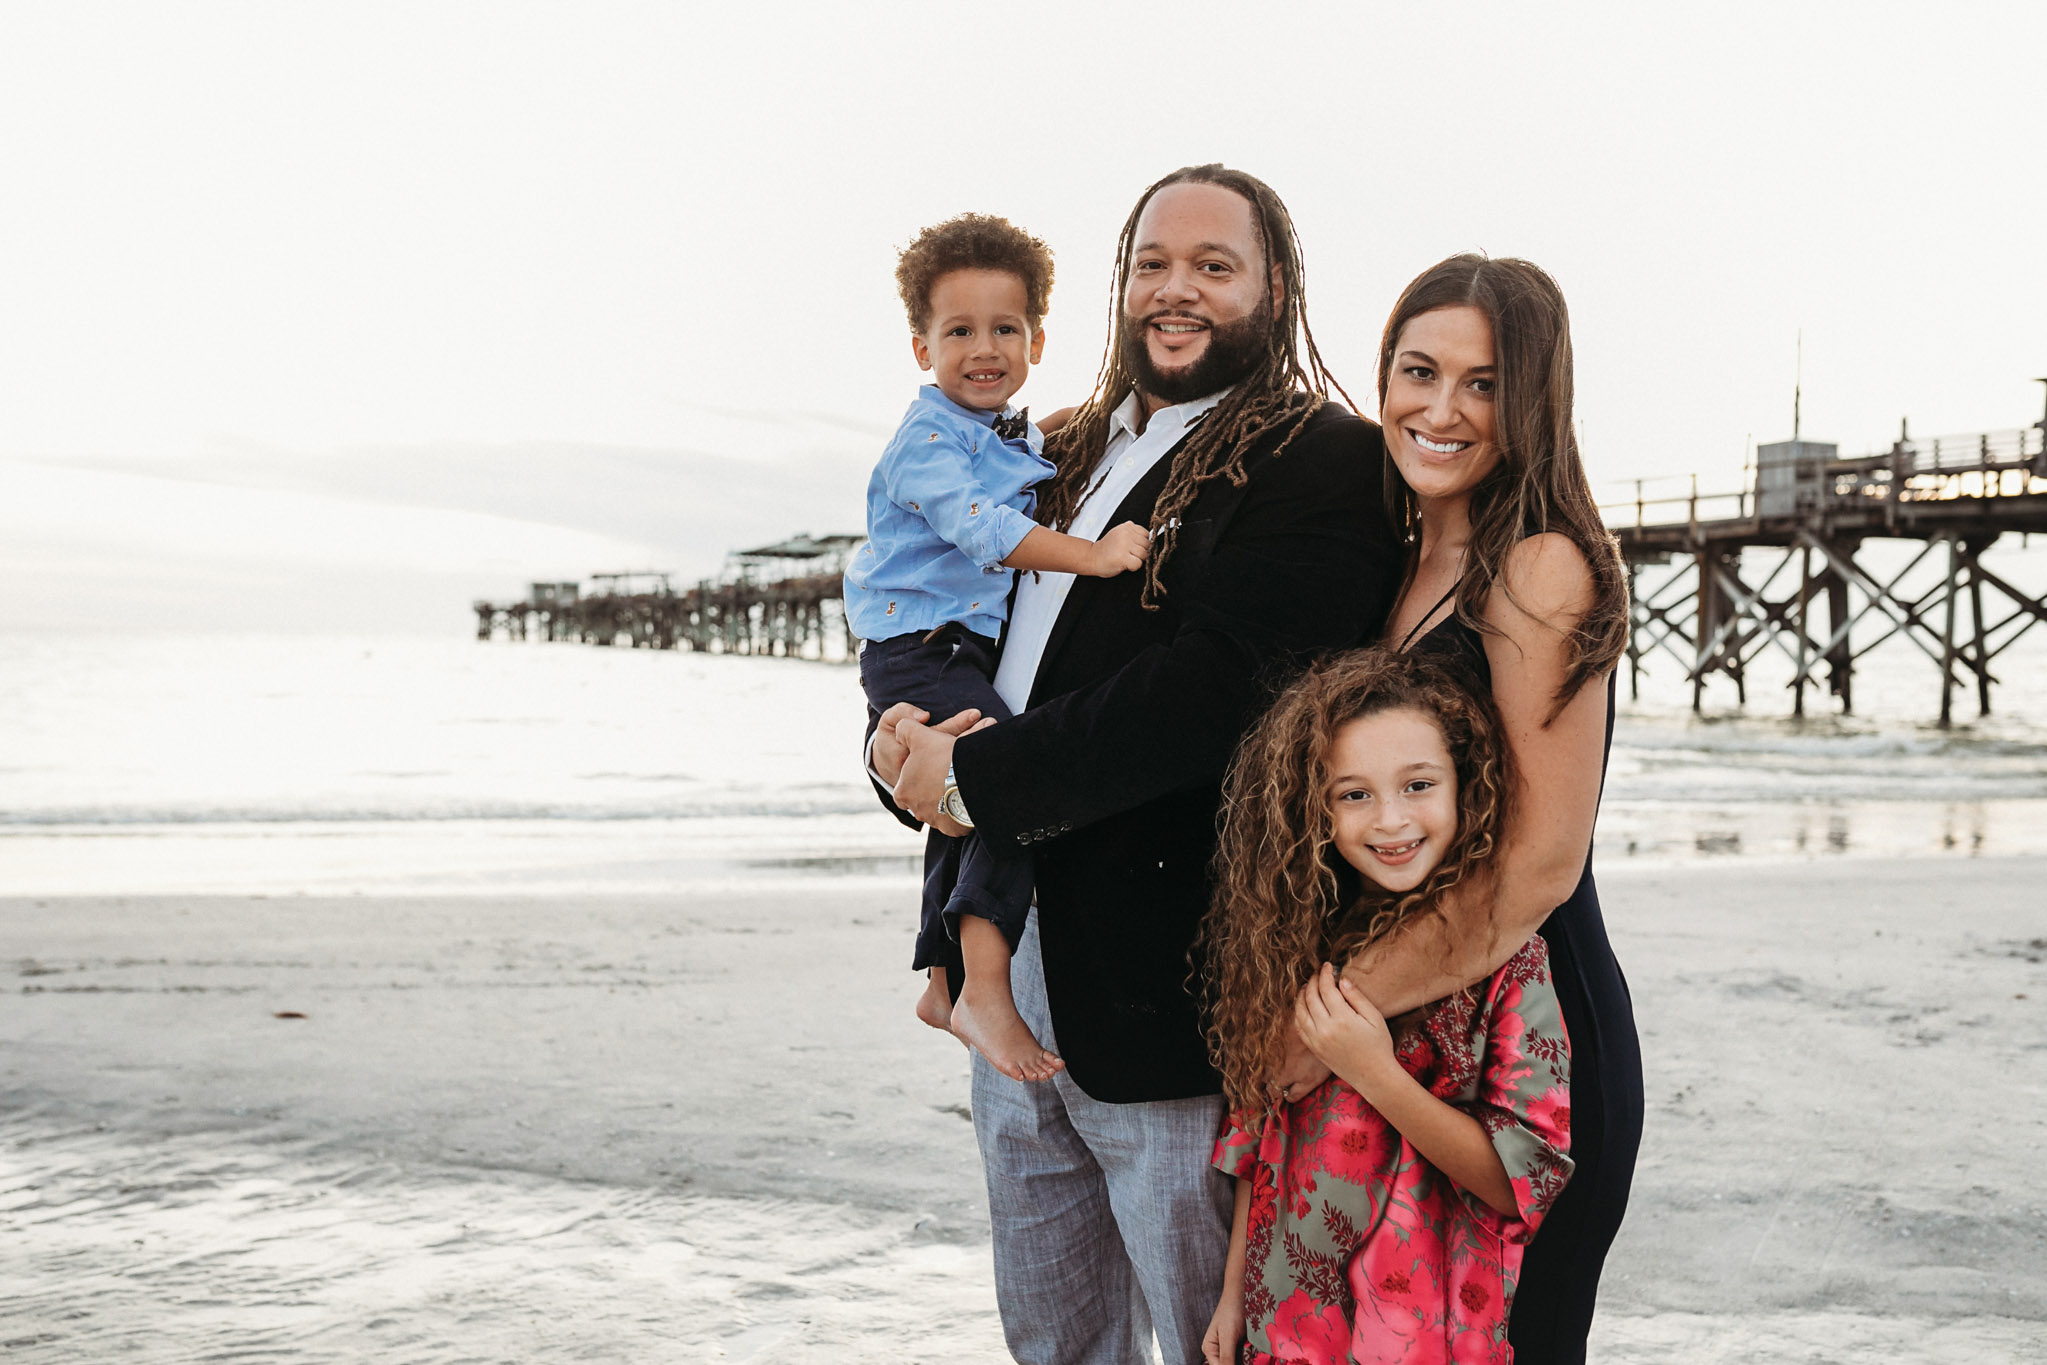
(952, 400), (1399, 1102)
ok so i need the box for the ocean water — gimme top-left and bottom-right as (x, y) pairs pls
(2, 629), (2044, 897)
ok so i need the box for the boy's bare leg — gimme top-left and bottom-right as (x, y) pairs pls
(949, 915), (1063, 1082)
(915, 966), (957, 1035)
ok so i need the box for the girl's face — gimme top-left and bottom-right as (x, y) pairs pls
(1381, 304), (1502, 510)
(1324, 707), (1459, 894)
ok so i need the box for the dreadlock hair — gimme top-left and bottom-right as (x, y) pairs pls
(1378, 253), (1629, 716)
(1197, 646), (1512, 1116)
(1037, 164), (1355, 608)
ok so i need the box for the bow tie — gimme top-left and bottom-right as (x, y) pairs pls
(992, 408), (1029, 442)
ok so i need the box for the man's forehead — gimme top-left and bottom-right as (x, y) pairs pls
(1132, 182), (1262, 257)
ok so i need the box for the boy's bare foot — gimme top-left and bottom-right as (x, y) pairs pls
(951, 987), (1064, 1083)
(915, 968), (959, 1037)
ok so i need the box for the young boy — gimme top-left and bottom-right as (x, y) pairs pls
(845, 213), (1149, 1083)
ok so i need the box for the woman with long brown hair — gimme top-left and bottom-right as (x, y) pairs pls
(1275, 253), (1642, 1363)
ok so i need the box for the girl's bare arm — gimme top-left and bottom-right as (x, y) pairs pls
(1203, 1178), (1253, 1365)
(1296, 967), (1516, 1215)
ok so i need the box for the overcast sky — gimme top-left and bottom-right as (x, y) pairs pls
(3, 1), (2044, 616)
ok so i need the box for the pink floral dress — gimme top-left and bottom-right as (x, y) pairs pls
(1213, 936), (1573, 1364)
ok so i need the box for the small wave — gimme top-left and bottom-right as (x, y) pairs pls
(0, 796), (880, 828)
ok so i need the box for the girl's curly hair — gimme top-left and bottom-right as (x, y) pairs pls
(1197, 646), (1513, 1114)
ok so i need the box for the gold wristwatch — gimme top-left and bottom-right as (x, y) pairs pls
(940, 763), (974, 828)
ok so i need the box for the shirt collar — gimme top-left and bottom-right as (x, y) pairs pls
(921, 383), (1015, 428)
(1108, 387), (1229, 442)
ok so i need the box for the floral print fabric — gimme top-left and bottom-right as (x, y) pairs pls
(1213, 936), (1573, 1364)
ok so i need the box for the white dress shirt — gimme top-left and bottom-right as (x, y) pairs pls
(990, 388), (1227, 714)
(863, 386), (1227, 800)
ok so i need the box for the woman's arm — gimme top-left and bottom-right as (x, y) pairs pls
(1345, 533), (1608, 1016)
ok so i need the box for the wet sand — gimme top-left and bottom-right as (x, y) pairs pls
(3, 857), (2044, 1362)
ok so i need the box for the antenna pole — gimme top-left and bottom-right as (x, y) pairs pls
(1793, 330), (1803, 441)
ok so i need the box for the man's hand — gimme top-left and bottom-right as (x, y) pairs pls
(1036, 405), (1079, 436)
(893, 715), (992, 837)
(1086, 521), (1151, 578)
(873, 701), (983, 788)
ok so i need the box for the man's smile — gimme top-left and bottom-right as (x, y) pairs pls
(1146, 312), (1210, 345)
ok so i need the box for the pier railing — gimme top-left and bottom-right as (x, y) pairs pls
(1601, 421), (2047, 724)
(1600, 425), (2047, 533)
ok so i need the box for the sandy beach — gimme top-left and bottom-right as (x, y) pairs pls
(4, 853), (2043, 1362)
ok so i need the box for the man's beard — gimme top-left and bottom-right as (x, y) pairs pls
(1118, 295), (1275, 406)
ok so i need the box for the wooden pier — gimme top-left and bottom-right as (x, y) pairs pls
(1610, 391), (2047, 724)
(476, 392), (2046, 726)
(472, 535), (864, 662)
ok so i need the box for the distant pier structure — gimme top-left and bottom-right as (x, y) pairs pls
(1612, 387), (2047, 725)
(473, 534), (864, 661)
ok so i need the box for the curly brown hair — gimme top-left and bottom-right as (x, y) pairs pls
(894, 213), (1055, 334)
(1035, 164), (1357, 609)
(1197, 646), (1513, 1114)
(1377, 254), (1628, 716)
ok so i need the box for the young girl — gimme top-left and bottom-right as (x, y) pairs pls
(1200, 647), (1573, 1365)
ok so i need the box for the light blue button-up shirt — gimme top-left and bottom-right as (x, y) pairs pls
(844, 385), (1052, 642)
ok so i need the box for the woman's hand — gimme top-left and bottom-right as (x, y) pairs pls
(1272, 1024), (1332, 1105)
(1294, 964), (1399, 1096)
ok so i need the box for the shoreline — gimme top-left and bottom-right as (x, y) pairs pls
(4, 795), (2046, 903)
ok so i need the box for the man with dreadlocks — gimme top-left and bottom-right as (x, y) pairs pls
(874, 165), (1400, 1363)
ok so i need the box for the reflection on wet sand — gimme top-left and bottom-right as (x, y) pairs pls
(0, 1116), (998, 1363)
(1593, 797), (2044, 865)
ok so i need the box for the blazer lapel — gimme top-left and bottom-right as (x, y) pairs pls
(1031, 435), (1187, 703)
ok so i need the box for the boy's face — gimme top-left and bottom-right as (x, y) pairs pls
(912, 268), (1044, 413)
